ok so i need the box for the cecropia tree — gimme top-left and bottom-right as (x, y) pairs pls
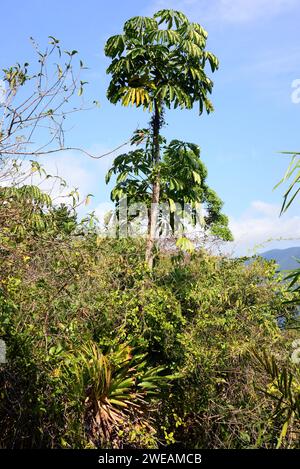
(105, 9), (219, 268)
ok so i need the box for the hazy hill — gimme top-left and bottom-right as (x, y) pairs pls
(260, 247), (300, 271)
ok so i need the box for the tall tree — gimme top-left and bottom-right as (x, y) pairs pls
(105, 9), (219, 268)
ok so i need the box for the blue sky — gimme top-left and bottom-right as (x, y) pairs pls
(1, 0), (300, 254)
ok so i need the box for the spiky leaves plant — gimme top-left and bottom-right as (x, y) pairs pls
(60, 341), (172, 448)
(105, 9), (219, 268)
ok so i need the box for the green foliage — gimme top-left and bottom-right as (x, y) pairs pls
(0, 185), (53, 237)
(51, 204), (78, 235)
(106, 133), (233, 243)
(0, 188), (296, 447)
(57, 341), (170, 448)
(105, 10), (218, 114)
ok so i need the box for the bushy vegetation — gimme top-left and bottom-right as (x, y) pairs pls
(0, 186), (299, 448)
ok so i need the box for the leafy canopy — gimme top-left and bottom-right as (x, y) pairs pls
(105, 9), (219, 114)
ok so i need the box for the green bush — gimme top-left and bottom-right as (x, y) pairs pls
(0, 190), (298, 448)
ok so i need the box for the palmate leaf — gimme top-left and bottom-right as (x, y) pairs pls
(146, 29), (181, 45)
(104, 34), (125, 58)
(191, 22), (208, 39)
(126, 47), (146, 60)
(171, 85), (192, 109)
(205, 51), (219, 72)
(124, 16), (158, 33)
(180, 39), (203, 58)
(106, 57), (129, 76)
(116, 171), (129, 183)
(185, 27), (206, 47)
(154, 9), (188, 28)
(120, 86), (152, 109)
(186, 66), (203, 80)
(111, 186), (126, 201)
(165, 139), (200, 157)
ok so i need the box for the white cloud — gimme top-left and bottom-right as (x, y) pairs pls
(36, 152), (95, 199)
(229, 200), (300, 254)
(147, 0), (298, 23)
(250, 200), (280, 217)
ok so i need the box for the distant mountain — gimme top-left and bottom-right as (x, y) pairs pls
(260, 247), (300, 271)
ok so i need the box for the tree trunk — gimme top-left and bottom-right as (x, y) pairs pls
(145, 100), (161, 269)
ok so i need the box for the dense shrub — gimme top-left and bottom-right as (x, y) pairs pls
(0, 192), (299, 448)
